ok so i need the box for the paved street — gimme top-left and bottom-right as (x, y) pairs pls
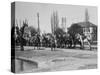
(15, 46), (97, 73)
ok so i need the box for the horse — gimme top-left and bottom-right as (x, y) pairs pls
(74, 33), (91, 50)
(36, 34), (41, 49)
(62, 33), (74, 48)
(50, 34), (57, 51)
(82, 34), (91, 50)
(42, 34), (50, 47)
(31, 34), (41, 50)
(72, 33), (84, 49)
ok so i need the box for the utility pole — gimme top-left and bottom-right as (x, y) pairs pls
(61, 17), (66, 32)
(85, 8), (89, 23)
(51, 14), (54, 34)
(37, 12), (40, 35)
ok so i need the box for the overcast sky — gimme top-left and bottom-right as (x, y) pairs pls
(15, 2), (97, 33)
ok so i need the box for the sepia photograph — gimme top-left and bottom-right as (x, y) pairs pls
(11, 2), (98, 73)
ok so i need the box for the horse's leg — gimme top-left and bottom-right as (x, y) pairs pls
(87, 40), (91, 50)
(67, 40), (70, 48)
(73, 41), (76, 48)
(51, 43), (54, 51)
(53, 47), (55, 51)
(33, 43), (35, 50)
(68, 42), (70, 48)
(73, 43), (76, 48)
(82, 41), (84, 49)
(68, 41), (71, 48)
(80, 40), (84, 49)
(51, 45), (53, 51)
(34, 46), (35, 50)
(39, 43), (40, 49)
(80, 42), (83, 49)
(54, 44), (56, 51)
(71, 39), (75, 48)
(37, 44), (38, 50)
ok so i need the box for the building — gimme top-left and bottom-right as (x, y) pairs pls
(77, 21), (97, 41)
(69, 9), (97, 41)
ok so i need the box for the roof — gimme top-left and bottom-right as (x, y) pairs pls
(77, 21), (97, 27)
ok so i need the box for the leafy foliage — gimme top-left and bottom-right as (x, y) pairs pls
(54, 28), (65, 37)
(28, 26), (38, 36)
(68, 23), (83, 36)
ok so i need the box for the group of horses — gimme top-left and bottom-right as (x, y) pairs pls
(12, 26), (92, 51)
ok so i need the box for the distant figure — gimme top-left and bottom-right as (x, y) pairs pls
(50, 34), (57, 51)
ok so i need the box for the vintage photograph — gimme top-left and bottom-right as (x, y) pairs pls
(11, 2), (97, 73)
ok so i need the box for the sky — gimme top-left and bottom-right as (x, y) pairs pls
(15, 2), (98, 33)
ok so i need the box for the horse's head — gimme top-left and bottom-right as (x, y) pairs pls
(75, 33), (82, 40)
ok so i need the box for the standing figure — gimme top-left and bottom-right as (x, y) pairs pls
(50, 34), (57, 51)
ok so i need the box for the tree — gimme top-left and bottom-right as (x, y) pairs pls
(54, 28), (66, 40)
(29, 26), (38, 36)
(24, 26), (37, 36)
(19, 20), (28, 51)
(68, 23), (83, 36)
(54, 28), (65, 36)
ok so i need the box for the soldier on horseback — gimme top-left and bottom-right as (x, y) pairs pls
(74, 33), (91, 50)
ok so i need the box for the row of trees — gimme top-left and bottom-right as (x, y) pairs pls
(12, 11), (85, 50)
(11, 19), (39, 50)
(50, 11), (83, 39)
